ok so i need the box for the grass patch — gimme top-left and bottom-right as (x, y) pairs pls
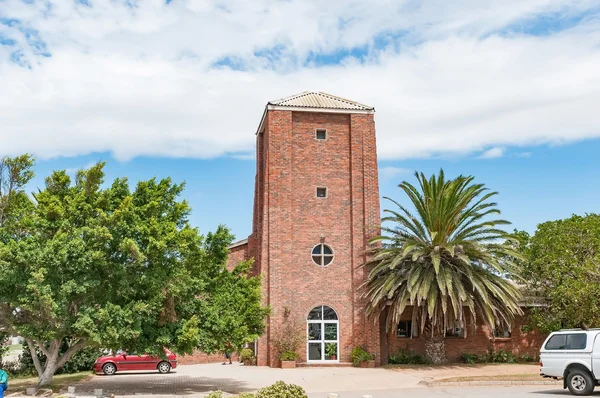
(8, 344), (22, 352)
(438, 374), (544, 382)
(8, 372), (93, 393)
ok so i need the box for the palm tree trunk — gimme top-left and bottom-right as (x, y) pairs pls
(424, 328), (446, 364)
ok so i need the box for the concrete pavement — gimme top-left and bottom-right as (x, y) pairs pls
(308, 386), (571, 398)
(73, 363), (424, 395)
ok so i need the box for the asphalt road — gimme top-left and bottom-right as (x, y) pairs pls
(308, 386), (578, 398)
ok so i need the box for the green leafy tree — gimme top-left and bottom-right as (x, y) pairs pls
(363, 170), (522, 364)
(522, 214), (600, 332)
(0, 160), (267, 386)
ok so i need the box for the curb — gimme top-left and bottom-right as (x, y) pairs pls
(421, 379), (561, 387)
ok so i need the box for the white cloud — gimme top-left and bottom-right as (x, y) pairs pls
(478, 147), (505, 159)
(517, 152), (532, 158)
(379, 167), (412, 181)
(0, 1), (599, 161)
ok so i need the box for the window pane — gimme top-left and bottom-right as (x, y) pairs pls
(323, 306), (338, 320)
(545, 334), (567, 350)
(312, 245), (322, 255)
(325, 343), (337, 360)
(308, 343), (322, 360)
(316, 130), (327, 140)
(308, 306), (322, 320)
(397, 321), (410, 337)
(323, 256), (333, 265)
(323, 245), (332, 255)
(317, 188), (327, 197)
(308, 323), (322, 341)
(324, 323), (337, 340)
(312, 255), (323, 265)
(567, 334), (587, 349)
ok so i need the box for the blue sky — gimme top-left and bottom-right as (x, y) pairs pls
(27, 137), (600, 240)
(1, 0), (600, 239)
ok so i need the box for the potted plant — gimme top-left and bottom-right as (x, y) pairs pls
(280, 350), (300, 368)
(240, 348), (256, 366)
(325, 343), (337, 360)
(272, 311), (305, 368)
(350, 346), (376, 368)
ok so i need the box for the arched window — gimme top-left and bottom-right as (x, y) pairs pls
(307, 305), (339, 362)
(312, 244), (334, 266)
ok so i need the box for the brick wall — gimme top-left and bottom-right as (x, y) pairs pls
(386, 309), (546, 363)
(178, 350), (240, 365)
(226, 242), (249, 271)
(251, 109), (380, 366)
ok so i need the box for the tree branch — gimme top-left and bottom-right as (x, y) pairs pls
(25, 338), (44, 377)
(56, 338), (87, 369)
(37, 341), (50, 358)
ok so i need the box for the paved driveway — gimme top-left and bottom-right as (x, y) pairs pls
(309, 386), (568, 398)
(73, 363), (423, 395)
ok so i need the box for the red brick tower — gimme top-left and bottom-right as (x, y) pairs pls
(229, 92), (381, 366)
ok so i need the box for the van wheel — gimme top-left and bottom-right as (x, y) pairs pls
(567, 369), (595, 396)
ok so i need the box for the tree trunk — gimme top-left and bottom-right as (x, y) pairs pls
(35, 339), (61, 388)
(424, 334), (446, 365)
(37, 359), (59, 388)
(25, 337), (87, 387)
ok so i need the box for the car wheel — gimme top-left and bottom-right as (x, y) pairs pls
(567, 369), (595, 396)
(157, 361), (171, 374)
(102, 363), (117, 376)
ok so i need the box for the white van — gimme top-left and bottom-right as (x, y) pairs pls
(540, 329), (600, 395)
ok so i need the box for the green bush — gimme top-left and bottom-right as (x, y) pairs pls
(489, 348), (516, 363)
(237, 393), (256, 398)
(350, 346), (374, 367)
(206, 391), (223, 398)
(388, 348), (427, 365)
(256, 381), (307, 398)
(519, 353), (534, 363)
(280, 351), (299, 361)
(460, 353), (478, 364)
(240, 348), (254, 361)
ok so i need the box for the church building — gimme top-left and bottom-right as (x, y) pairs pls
(225, 92), (544, 367)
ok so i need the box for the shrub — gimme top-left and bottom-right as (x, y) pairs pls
(272, 315), (304, 361)
(256, 381), (307, 398)
(388, 348), (427, 365)
(519, 353), (534, 363)
(350, 346), (374, 367)
(237, 394), (256, 398)
(240, 348), (254, 362)
(489, 348), (516, 363)
(206, 391), (223, 398)
(461, 353), (478, 364)
(280, 351), (299, 361)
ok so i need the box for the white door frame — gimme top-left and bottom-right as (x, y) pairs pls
(306, 306), (339, 363)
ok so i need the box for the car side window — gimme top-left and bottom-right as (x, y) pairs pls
(545, 334), (567, 350)
(566, 334), (587, 349)
(545, 334), (587, 350)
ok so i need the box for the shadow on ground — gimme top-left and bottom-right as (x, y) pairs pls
(74, 373), (254, 395)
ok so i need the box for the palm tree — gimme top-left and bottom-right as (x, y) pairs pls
(363, 170), (522, 364)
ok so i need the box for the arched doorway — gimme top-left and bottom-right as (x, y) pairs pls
(307, 305), (339, 363)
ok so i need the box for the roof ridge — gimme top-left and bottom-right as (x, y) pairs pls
(267, 91), (373, 111)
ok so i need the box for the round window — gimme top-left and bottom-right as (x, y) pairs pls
(312, 244), (334, 266)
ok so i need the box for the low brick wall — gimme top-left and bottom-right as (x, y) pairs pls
(177, 350), (240, 365)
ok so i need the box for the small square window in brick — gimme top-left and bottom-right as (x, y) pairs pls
(316, 129), (327, 140)
(316, 187), (327, 198)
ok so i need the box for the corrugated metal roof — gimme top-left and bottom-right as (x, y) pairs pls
(228, 238), (248, 249)
(268, 91), (374, 111)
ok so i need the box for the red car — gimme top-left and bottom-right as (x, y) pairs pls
(93, 348), (177, 375)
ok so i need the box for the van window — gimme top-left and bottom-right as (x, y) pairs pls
(545, 333), (587, 350)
